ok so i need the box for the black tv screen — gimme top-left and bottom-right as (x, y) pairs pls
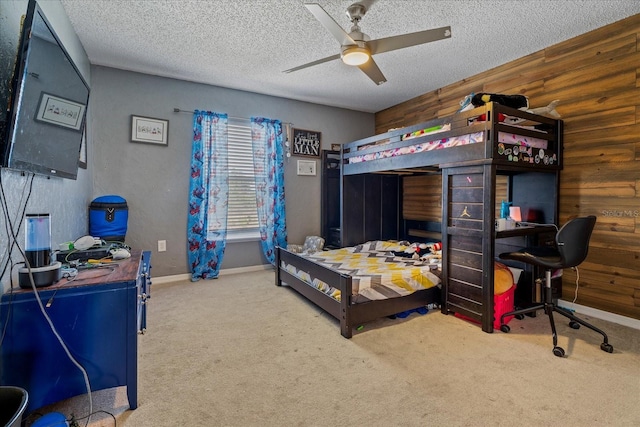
(1, 0), (89, 180)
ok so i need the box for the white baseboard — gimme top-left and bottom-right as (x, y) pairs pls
(558, 300), (640, 330)
(151, 264), (273, 285)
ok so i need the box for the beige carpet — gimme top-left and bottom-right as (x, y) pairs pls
(30, 269), (640, 426)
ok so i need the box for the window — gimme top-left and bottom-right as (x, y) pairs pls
(225, 120), (259, 240)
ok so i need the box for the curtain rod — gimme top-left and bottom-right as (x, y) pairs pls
(173, 108), (292, 126)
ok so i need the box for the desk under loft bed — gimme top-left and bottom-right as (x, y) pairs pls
(276, 102), (563, 336)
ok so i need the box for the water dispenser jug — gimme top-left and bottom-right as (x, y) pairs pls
(25, 213), (51, 268)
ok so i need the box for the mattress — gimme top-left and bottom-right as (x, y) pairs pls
(282, 240), (441, 304)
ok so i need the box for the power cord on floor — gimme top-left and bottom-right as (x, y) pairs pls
(70, 410), (117, 427)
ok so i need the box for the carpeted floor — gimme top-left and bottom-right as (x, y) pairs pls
(30, 269), (640, 426)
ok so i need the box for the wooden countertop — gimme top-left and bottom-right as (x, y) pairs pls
(7, 250), (142, 294)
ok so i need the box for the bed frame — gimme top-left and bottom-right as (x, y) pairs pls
(341, 102), (561, 176)
(277, 102), (563, 335)
(275, 247), (441, 338)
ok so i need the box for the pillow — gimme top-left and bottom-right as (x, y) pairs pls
(302, 236), (324, 253)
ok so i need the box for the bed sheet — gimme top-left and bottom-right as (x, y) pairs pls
(282, 240), (441, 304)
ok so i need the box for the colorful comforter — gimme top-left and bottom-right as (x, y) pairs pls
(282, 241), (441, 304)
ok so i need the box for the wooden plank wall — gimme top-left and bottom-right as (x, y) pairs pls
(378, 15), (640, 320)
(403, 175), (441, 222)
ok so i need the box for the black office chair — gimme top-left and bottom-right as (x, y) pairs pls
(498, 216), (613, 357)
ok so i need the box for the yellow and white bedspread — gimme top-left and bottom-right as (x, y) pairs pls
(282, 241), (441, 304)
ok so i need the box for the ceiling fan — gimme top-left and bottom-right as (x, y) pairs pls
(284, 2), (452, 85)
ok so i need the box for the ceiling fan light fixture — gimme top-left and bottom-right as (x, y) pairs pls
(341, 45), (370, 66)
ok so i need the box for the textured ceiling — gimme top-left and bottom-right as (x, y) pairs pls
(59, 0), (640, 113)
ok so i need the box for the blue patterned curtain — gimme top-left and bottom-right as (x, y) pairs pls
(251, 117), (287, 264)
(187, 110), (229, 280)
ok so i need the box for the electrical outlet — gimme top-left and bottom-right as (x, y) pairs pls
(158, 240), (166, 252)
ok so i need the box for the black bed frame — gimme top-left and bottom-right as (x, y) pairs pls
(276, 102), (562, 336)
(275, 247), (441, 338)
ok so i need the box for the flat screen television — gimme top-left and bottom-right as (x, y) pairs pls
(1, 0), (89, 180)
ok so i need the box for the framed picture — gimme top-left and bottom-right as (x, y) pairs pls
(331, 144), (341, 151)
(292, 128), (321, 157)
(131, 115), (169, 146)
(297, 159), (316, 176)
(35, 92), (85, 131)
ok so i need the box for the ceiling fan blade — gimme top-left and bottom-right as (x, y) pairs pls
(305, 3), (356, 46)
(358, 57), (387, 85)
(368, 26), (452, 55)
(283, 54), (342, 73)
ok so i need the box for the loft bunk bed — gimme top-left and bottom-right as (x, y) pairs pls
(342, 102), (560, 176)
(276, 102), (563, 336)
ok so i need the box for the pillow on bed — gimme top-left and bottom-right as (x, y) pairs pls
(288, 236), (325, 254)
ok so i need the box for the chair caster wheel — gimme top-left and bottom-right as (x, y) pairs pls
(600, 343), (613, 353)
(553, 346), (565, 357)
(515, 314), (525, 320)
(500, 324), (510, 333)
(569, 321), (580, 329)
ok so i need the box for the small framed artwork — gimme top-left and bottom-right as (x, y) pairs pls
(292, 128), (321, 157)
(331, 144), (341, 151)
(131, 115), (169, 146)
(35, 92), (86, 131)
(297, 159), (316, 176)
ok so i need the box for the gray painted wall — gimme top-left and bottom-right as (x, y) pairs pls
(89, 66), (374, 277)
(0, 0), (92, 293)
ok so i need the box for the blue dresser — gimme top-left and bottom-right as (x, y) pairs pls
(0, 250), (151, 414)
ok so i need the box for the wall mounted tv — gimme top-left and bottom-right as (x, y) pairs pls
(1, 0), (89, 180)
